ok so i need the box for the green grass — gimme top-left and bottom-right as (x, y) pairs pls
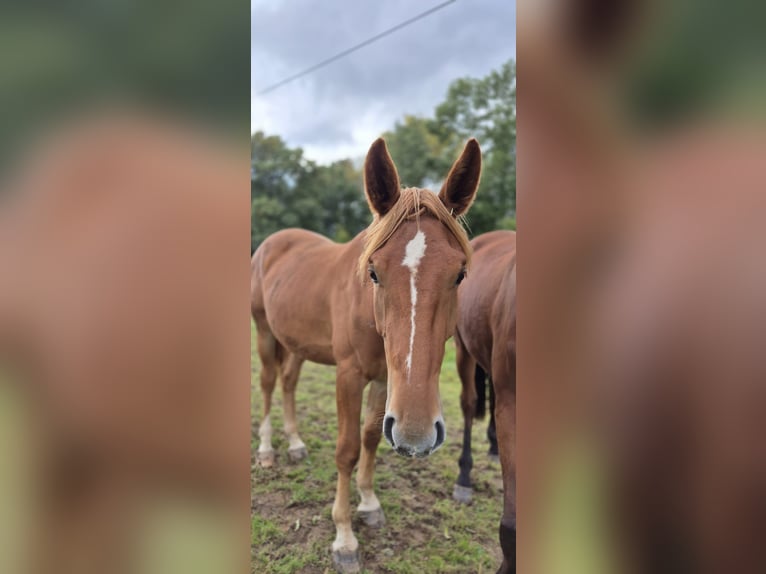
(251, 321), (504, 573)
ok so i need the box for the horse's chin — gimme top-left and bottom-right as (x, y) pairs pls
(393, 445), (434, 459)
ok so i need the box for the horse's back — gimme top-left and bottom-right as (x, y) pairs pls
(471, 229), (516, 257)
(251, 228), (354, 364)
(457, 230), (516, 372)
(251, 229), (331, 308)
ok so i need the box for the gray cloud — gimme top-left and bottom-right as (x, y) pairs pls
(252, 0), (515, 163)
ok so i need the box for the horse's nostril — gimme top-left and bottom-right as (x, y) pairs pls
(383, 415), (395, 445)
(434, 420), (445, 449)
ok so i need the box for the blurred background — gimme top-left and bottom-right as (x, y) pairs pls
(0, 0), (249, 175)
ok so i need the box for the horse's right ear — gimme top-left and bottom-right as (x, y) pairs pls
(364, 138), (400, 217)
(439, 138), (481, 216)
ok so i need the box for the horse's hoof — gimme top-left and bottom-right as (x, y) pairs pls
(488, 453), (500, 464)
(257, 450), (275, 468)
(358, 506), (385, 528)
(332, 549), (361, 573)
(453, 484), (473, 504)
(287, 446), (308, 462)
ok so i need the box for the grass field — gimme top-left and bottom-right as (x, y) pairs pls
(251, 322), (505, 574)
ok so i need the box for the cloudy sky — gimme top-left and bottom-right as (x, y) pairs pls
(251, 0), (515, 164)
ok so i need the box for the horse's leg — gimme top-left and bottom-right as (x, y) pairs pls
(331, 364), (365, 574)
(454, 333), (477, 503)
(255, 324), (279, 467)
(487, 378), (500, 462)
(356, 379), (387, 527)
(280, 352), (307, 461)
(494, 351), (516, 574)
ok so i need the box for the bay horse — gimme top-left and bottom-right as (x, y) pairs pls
(453, 230), (517, 573)
(251, 137), (481, 573)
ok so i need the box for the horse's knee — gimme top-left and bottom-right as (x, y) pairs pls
(281, 369), (300, 392)
(336, 441), (361, 474)
(460, 393), (477, 417)
(260, 367), (277, 392)
(362, 425), (382, 453)
(460, 379), (477, 409)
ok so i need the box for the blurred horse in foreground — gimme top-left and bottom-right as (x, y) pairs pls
(0, 112), (250, 574)
(519, 1), (766, 572)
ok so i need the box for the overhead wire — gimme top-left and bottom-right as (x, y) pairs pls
(256, 0), (458, 95)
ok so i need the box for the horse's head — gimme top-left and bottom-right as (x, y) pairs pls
(360, 138), (481, 457)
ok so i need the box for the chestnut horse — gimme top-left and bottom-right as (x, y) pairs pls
(251, 138), (481, 572)
(0, 113), (249, 574)
(453, 230), (516, 573)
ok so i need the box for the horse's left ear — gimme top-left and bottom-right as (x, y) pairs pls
(439, 138), (481, 216)
(364, 138), (401, 217)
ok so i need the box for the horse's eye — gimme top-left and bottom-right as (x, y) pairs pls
(456, 269), (466, 285)
(369, 267), (379, 284)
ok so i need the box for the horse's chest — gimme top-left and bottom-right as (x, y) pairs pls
(347, 321), (386, 381)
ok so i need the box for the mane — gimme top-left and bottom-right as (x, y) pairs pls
(358, 187), (473, 280)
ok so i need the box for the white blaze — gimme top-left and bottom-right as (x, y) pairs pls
(402, 230), (427, 375)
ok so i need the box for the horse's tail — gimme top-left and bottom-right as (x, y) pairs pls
(474, 364), (488, 420)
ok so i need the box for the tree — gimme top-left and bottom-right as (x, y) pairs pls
(298, 158), (369, 243)
(382, 115), (445, 188)
(251, 59), (517, 250)
(251, 132), (369, 251)
(434, 60), (516, 234)
(251, 131), (310, 250)
(378, 60), (516, 235)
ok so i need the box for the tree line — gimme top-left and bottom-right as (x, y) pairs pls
(251, 60), (516, 252)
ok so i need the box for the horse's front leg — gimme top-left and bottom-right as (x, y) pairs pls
(454, 333), (477, 503)
(331, 364), (365, 573)
(356, 379), (387, 527)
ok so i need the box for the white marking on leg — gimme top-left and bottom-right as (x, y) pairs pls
(332, 526), (359, 553)
(357, 489), (381, 512)
(287, 434), (306, 451)
(402, 230), (426, 376)
(258, 414), (273, 454)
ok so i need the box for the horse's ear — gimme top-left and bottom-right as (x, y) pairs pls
(364, 138), (400, 217)
(439, 138), (481, 216)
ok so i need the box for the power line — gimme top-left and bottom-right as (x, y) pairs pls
(256, 0), (458, 95)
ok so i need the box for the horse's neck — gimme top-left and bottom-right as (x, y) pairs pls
(332, 229), (371, 306)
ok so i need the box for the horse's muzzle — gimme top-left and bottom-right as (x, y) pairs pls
(383, 414), (446, 457)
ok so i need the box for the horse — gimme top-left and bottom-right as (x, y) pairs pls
(0, 112), (249, 574)
(452, 230), (516, 573)
(519, 0), (766, 571)
(251, 137), (482, 573)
